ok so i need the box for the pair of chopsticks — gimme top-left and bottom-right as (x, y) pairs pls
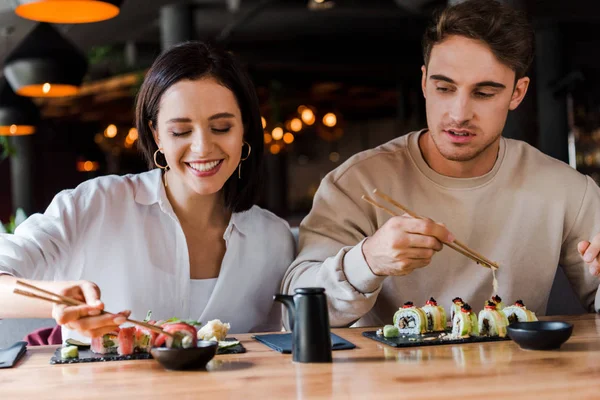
(362, 189), (499, 270)
(13, 280), (173, 337)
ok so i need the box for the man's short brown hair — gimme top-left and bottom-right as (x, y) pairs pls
(422, 0), (534, 80)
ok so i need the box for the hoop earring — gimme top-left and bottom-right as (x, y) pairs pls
(153, 148), (168, 170)
(153, 148), (170, 187)
(238, 141), (252, 179)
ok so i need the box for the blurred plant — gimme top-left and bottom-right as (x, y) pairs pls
(0, 136), (16, 162)
(0, 208), (27, 234)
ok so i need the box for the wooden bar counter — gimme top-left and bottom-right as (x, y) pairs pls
(3, 314), (600, 399)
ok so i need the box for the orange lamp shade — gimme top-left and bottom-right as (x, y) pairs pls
(0, 125), (36, 136)
(15, 1), (121, 24)
(0, 78), (40, 136)
(3, 24), (88, 99)
(16, 83), (79, 98)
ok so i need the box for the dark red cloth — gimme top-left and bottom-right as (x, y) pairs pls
(24, 325), (62, 346)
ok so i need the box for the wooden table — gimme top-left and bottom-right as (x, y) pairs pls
(3, 314), (600, 399)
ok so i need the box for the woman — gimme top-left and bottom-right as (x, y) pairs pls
(0, 41), (295, 341)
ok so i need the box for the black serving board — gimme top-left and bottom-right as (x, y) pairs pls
(50, 339), (245, 365)
(363, 329), (510, 348)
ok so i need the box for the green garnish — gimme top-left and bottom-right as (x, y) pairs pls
(383, 325), (400, 338)
(61, 345), (79, 359)
(218, 340), (240, 349)
(162, 317), (202, 327)
(65, 339), (90, 348)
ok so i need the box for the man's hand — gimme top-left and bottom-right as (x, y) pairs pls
(362, 214), (454, 276)
(578, 234), (600, 276)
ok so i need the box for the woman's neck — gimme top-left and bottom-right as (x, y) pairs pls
(163, 170), (230, 229)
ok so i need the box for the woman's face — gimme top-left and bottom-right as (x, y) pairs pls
(152, 77), (245, 197)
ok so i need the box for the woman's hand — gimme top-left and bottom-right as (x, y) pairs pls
(51, 280), (130, 338)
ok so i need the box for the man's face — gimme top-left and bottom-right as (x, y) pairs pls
(422, 35), (529, 163)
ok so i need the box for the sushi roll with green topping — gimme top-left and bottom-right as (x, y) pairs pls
(502, 300), (538, 324)
(450, 297), (464, 322)
(478, 301), (509, 337)
(421, 297), (447, 332)
(393, 302), (428, 334)
(451, 303), (479, 338)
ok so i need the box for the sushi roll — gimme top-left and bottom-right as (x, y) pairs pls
(421, 297), (448, 332)
(487, 295), (505, 311)
(135, 326), (157, 353)
(155, 322), (198, 349)
(450, 297), (464, 322)
(451, 303), (479, 338)
(117, 326), (136, 356)
(392, 301), (428, 335)
(502, 300), (538, 324)
(91, 331), (119, 354)
(478, 301), (509, 338)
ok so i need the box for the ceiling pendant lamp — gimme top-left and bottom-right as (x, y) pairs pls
(4, 23), (88, 98)
(0, 78), (39, 136)
(14, 0), (123, 24)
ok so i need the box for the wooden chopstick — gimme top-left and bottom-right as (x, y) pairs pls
(362, 194), (497, 270)
(373, 189), (499, 269)
(14, 280), (173, 337)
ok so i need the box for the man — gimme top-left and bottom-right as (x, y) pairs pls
(282, 0), (600, 327)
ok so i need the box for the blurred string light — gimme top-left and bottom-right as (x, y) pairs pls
(270, 143), (281, 155)
(283, 132), (294, 144)
(290, 118), (302, 132)
(76, 159), (99, 172)
(272, 127), (284, 141)
(323, 112), (337, 127)
(301, 108), (315, 125)
(104, 124), (117, 138)
(264, 132), (273, 144)
(124, 127), (138, 148)
(261, 116), (266, 129)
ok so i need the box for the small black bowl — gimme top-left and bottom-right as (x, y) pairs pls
(150, 341), (218, 370)
(507, 321), (573, 350)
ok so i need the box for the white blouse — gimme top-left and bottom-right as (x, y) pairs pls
(0, 169), (296, 340)
(189, 278), (218, 320)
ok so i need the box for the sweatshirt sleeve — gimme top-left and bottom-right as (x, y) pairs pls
(281, 171), (386, 327)
(559, 176), (600, 312)
(0, 190), (78, 280)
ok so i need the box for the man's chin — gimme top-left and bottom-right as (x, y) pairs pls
(437, 146), (480, 162)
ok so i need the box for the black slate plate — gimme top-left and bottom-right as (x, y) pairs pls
(50, 339), (245, 365)
(363, 329), (510, 348)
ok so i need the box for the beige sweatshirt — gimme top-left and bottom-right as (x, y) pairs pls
(282, 130), (600, 327)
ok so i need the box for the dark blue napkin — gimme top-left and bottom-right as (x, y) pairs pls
(0, 341), (27, 369)
(253, 333), (355, 354)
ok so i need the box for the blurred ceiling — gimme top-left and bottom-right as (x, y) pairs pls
(0, 0), (598, 125)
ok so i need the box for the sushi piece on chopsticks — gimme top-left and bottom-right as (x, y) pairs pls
(478, 301), (509, 338)
(393, 302), (428, 334)
(421, 297), (447, 332)
(450, 297), (465, 322)
(502, 300), (538, 324)
(155, 322), (198, 349)
(91, 330), (119, 354)
(117, 326), (136, 356)
(451, 303), (479, 338)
